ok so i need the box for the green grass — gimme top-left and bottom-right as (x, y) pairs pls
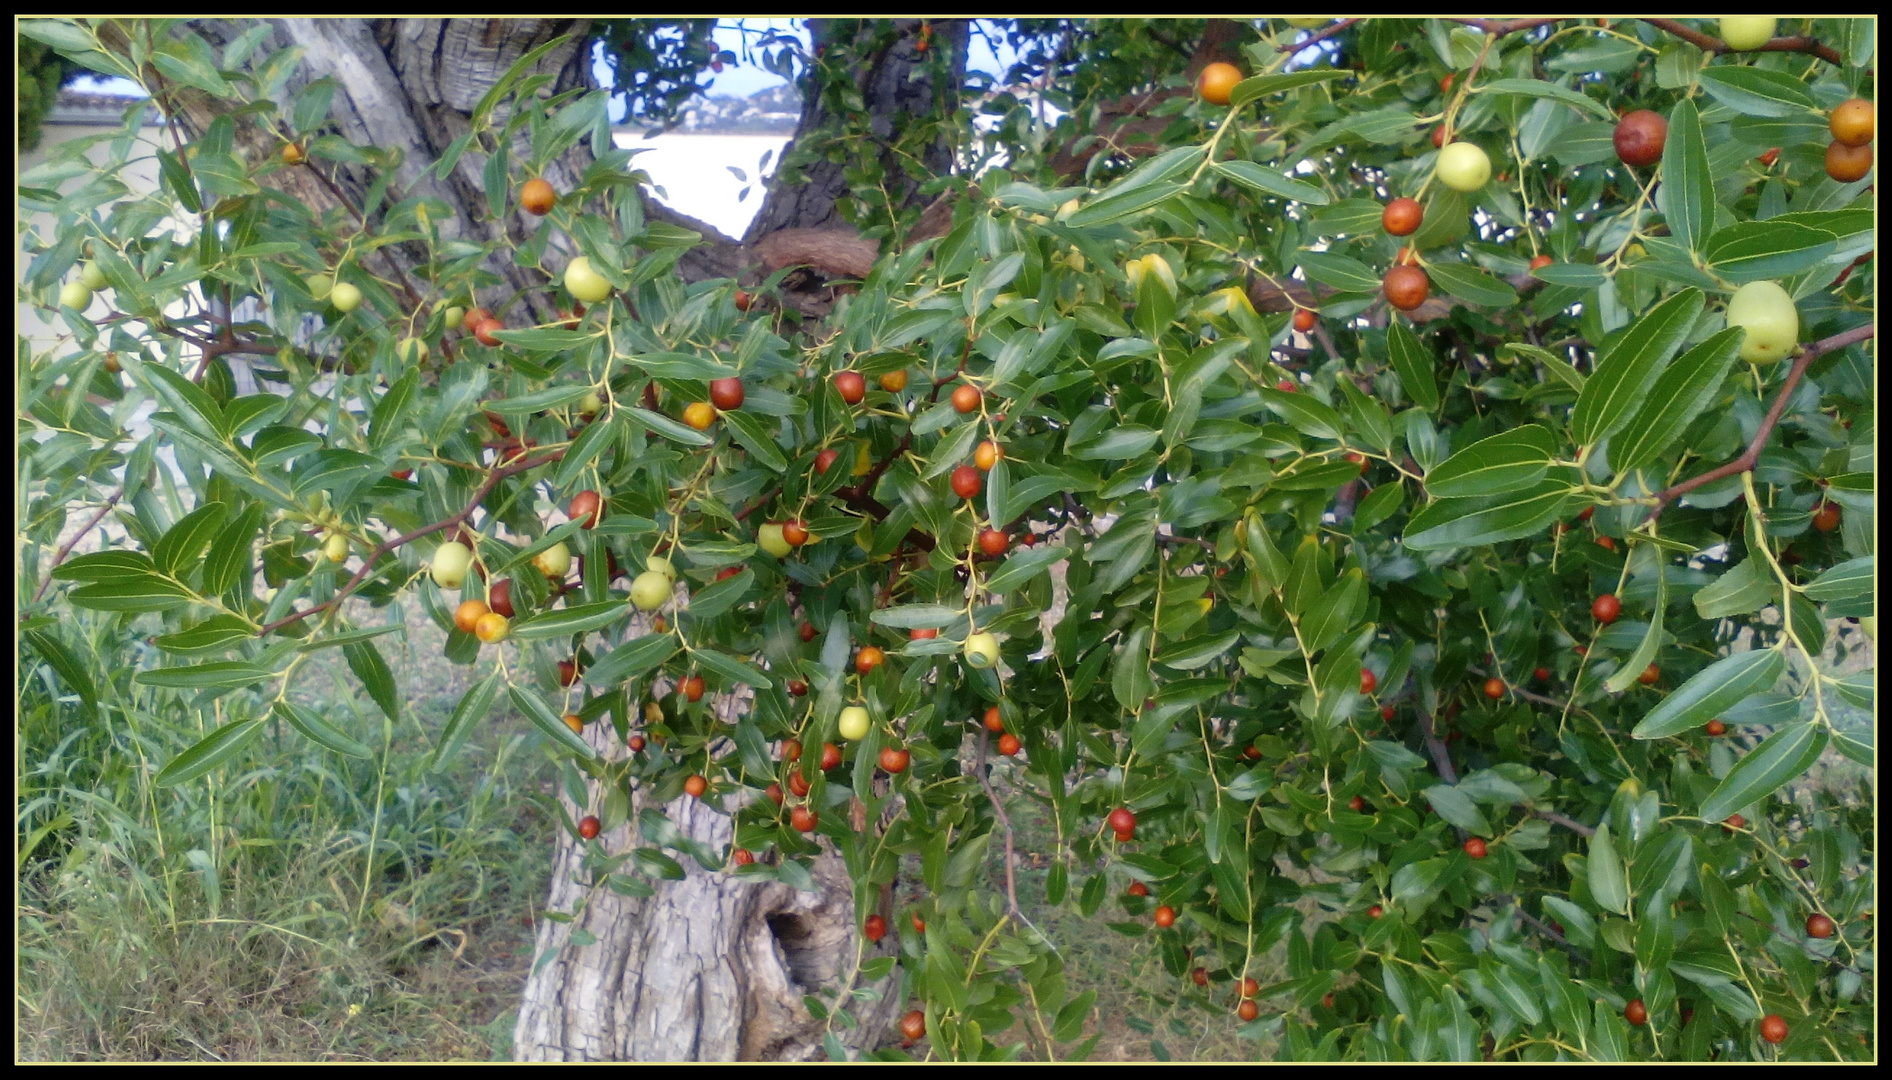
(18, 601), (555, 1061)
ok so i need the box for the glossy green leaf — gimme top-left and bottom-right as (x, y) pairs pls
(1698, 721), (1827, 823)
(154, 719), (267, 787)
(274, 700), (372, 758)
(1424, 425), (1556, 498)
(343, 641), (399, 722)
(508, 685), (598, 759)
(1403, 479), (1568, 550)
(1571, 288), (1703, 447)
(1611, 328), (1742, 474)
(1588, 822), (1628, 915)
(1385, 319), (1440, 410)
(431, 669), (502, 772)
(135, 661), (273, 690)
(1632, 648), (1785, 739)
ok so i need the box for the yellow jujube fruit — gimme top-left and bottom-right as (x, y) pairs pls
(564, 256), (613, 304)
(647, 556), (677, 583)
(532, 541), (572, 580)
(330, 281), (362, 313)
(1725, 280), (1799, 365)
(59, 282), (93, 310)
(1719, 17), (1777, 51)
(430, 541), (473, 589)
(963, 632), (1000, 669)
(838, 706), (871, 741)
(629, 570), (671, 611)
(80, 261), (109, 290)
(1436, 142), (1491, 192)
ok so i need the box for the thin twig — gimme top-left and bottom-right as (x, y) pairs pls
(1446, 19), (1561, 37)
(1646, 324), (1874, 522)
(256, 447), (566, 635)
(1533, 809), (1596, 838)
(29, 491), (124, 605)
(1419, 699), (1458, 785)
(972, 728), (1021, 918)
(1278, 18), (1357, 53)
(1641, 17), (1845, 67)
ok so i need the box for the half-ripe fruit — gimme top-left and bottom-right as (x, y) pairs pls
(533, 541), (572, 581)
(782, 521), (810, 547)
(814, 448), (841, 474)
(983, 705), (1004, 733)
(454, 599), (490, 634)
(1482, 677), (1505, 699)
(1592, 594), (1621, 623)
(1196, 61), (1242, 106)
(520, 177), (555, 215)
(682, 401), (716, 430)
(474, 612), (510, 643)
(1292, 308), (1316, 332)
(854, 647), (885, 675)
(1830, 98), (1874, 147)
(973, 441), (1002, 471)
(951, 383), (982, 414)
(684, 774), (708, 798)
(997, 733), (1020, 756)
(1825, 140), (1872, 183)
(878, 369), (908, 392)
(562, 713), (584, 734)
(879, 746), (909, 773)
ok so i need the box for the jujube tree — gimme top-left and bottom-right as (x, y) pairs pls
(17, 16), (1875, 1062)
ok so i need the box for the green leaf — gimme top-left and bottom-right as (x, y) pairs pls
(138, 362), (226, 441)
(1260, 388), (1343, 441)
(52, 550), (157, 582)
(691, 648), (772, 689)
(871, 604), (963, 630)
(1703, 220), (1840, 283)
(625, 350), (736, 380)
(722, 410), (788, 472)
(1211, 160), (1329, 204)
(1696, 66), (1817, 117)
(1632, 648), (1785, 739)
(1427, 262), (1518, 308)
(585, 632), (678, 686)
(1588, 822), (1628, 915)
(151, 502), (227, 575)
(1298, 568), (1365, 653)
(684, 571), (753, 622)
(1068, 181), (1188, 228)
(1804, 556), (1872, 602)
(508, 685), (598, 759)
(1402, 479), (1568, 551)
(1154, 631), (1240, 671)
(1391, 857), (1449, 903)
(1604, 564), (1664, 694)
(135, 661), (273, 690)
(1423, 785), (1491, 834)
(154, 719), (267, 787)
(344, 641), (399, 722)
(982, 544), (1069, 595)
(1112, 626), (1153, 713)
(1296, 252), (1380, 293)
(24, 630), (98, 715)
(1228, 69), (1348, 108)
(155, 615), (256, 655)
(274, 700), (372, 758)
(1698, 721), (1827, 823)
(1571, 288), (1703, 447)
(1610, 329), (1742, 474)
(1657, 98), (1713, 257)
(370, 369), (419, 449)
(1480, 77), (1616, 120)
(1692, 558), (1775, 619)
(1424, 425), (1557, 498)
(1385, 319), (1439, 410)
(431, 669), (502, 772)
(625, 407), (712, 447)
(510, 600), (627, 640)
(553, 415), (619, 489)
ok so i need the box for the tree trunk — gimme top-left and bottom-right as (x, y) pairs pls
(172, 17), (956, 1061)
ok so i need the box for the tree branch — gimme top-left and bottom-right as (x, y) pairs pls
(1280, 18), (1358, 52)
(1445, 19), (1560, 37)
(1419, 699), (1458, 785)
(29, 490), (124, 605)
(1640, 18), (1845, 66)
(1533, 809), (1596, 838)
(972, 727), (1021, 918)
(1646, 324), (1874, 523)
(256, 446), (567, 635)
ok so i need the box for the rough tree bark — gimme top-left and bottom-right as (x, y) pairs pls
(168, 17), (959, 1061)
